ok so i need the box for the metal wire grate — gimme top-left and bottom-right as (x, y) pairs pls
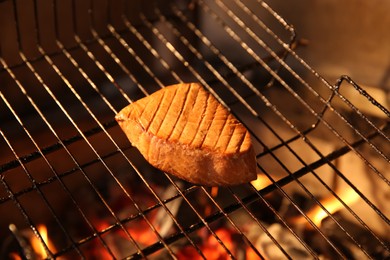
(0, 0), (389, 259)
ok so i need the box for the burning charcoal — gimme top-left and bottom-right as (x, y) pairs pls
(3, 224), (54, 260)
(255, 223), (314, 260)
(1, 229), (29, 260)
(7, 224), (36, 260)
(153, 182), (184, 238)
(303, 228), (355, 260)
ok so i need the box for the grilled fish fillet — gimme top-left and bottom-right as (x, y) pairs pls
(115, 83), (257, 186)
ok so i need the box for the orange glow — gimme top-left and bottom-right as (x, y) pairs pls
(30, 225), (57, 259)
(251, 174), (272, 190)
(202, 229), (235, 259)
(127, 219), (159, 246)
(205, 187), (220, 216)
(297, 188), (360, 226)
(211, 186), (219, 197)
(8, 252), (22, 260)
(177, 228), (236, 259)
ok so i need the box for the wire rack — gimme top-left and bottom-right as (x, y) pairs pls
(0, 0), (389, 259)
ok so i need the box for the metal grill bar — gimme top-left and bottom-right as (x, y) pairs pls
(219, 0), (390, 158)
(205, 1), (389, 255)
(6, 1), (207, 256)
(149, 3), (339, 258)
(136, 6), (319, 259)
(0, 1), (196, 258)
(0, 127), (58, 259)
(0, 0), (389, 259)
(199, 0), (390, 221)
(167, 0), (389, 252)
(77, 5), (220, 259)
(203, 0), (389, 163)
(133, 5), (275, 258)
(128, 126), (388, 258)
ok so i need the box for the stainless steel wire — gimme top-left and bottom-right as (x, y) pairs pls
(167, 0), (387, 255)
(151, 3), (322, 258)
(0, 0), (389, 259)
(198, 0), (390, 236)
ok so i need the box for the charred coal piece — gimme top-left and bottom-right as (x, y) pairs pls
(255, 223), (313, 259)
(320, 214), (390, 259)
(1, 224), (39, 260)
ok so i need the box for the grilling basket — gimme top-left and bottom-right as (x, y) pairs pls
(0, 0), (389, 259)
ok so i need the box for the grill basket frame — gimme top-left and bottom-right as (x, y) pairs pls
(0, 0), (389, 259)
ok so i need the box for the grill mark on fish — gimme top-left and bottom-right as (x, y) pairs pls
(202, 103), (225, 149)
(148, 88), (174, 134)
(168, 84), (200, 142)
(196, 95), (219, 149)
(218, 115), (236, 153)
(163, 85), (191, 140)
(212, 107), (230, 152)
(156, 87), (179, 137)
(177, 85), (207, 144)
(226, 123), (246, 154)
(189, 93), (212, 147)
(144, 90), (165, 131)
(223, 122), (237, 153)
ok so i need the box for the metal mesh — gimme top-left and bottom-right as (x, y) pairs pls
(0, 0), (389, 259)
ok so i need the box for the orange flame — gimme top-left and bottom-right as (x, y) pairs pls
(177, 228), (236, 259)
(205, 187), (220, 216)
(296, 188), (360, 227)
(202, 228), (235, 259)
(251, 174), (272, 190)
(30, 224), (56, 259)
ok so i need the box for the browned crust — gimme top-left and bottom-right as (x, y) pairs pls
(115, 83), (257, 186)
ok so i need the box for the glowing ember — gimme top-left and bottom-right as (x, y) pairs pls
(85, 212), (163, 258)
(8, 252), (22, 260)
(203, 229), (235, 259)
(177, 228), (237, 259)
(211, 186), (219, 197)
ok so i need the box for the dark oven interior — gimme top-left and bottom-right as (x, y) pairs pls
(0, 0), (389, 259)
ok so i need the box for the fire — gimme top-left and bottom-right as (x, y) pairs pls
(30, 224), (57, 259)
(177, 228), (236, 259)
(205, 186), (220, 216)
(251, 174), (272, 190)
(211, 186), (219, 197)
(203, 228), (235, 259)
(296, 188), (360, 227)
